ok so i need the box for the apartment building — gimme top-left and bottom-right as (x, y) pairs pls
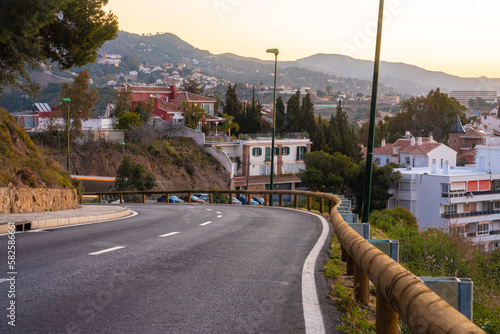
(388, 139), (500, 252)
(449, 90), (497, 107)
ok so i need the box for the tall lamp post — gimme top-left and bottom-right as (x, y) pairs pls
(61, 98), (71, 172)
(361, 0), (385, 223)
(266, 48), (279, 205)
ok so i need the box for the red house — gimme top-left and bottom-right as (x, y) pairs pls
(115, 85), (224, 130)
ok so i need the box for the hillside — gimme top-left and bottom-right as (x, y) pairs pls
(46, 136), (231, 191)
(0, 108), (72, 189)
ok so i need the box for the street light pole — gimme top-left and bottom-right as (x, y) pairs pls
(266, 48), (279, 205)
(62, 98), (71, 172)
(361, 0), (385, 223)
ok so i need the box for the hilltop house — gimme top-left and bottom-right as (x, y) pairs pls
(115, 85), (224, 131)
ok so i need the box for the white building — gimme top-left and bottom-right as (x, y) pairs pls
(363, 131), (457, 167)
(389, 141), (500, 252)
(214, 133), (311, 193)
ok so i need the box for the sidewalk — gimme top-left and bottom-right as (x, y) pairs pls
(0, 204), (131, 233)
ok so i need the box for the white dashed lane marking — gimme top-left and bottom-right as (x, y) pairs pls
(88, 246), (125, 256)
(159, 232), (180, 238)
(200, 221), (212, 226)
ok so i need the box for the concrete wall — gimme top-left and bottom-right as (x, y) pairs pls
(0, 188), (78, 214)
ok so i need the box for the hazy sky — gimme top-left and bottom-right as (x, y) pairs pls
(104, 0), (500, 78)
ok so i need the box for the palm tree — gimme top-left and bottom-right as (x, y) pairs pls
(220, 113), (239, 136)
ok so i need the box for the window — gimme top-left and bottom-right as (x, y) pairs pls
(441, 184), (450, 193)
(265, 147), (271, 161)
(281, 147), (290, 155)
(259, 165), (269, 175)
(296, 146), (306, 160)
(483, 201), (494, 211)
(477, 222), (489, 235)
(463, 203), (477, 212)
(202, 103), (214, 116)
(399, 181), (412, 191)
(450, 225), (466, 237)
(274, 147), (279, 156)
(443, 205), (457, 214)
(252, 148), (262, 156)
(495, 201), (500, 209)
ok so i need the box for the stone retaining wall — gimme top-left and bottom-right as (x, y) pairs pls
(0, 188), (78, 214)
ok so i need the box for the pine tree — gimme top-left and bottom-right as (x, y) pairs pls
(275, 96), (285, 133)
(284, 90), (301, 132)
(60, 69), (98, 139)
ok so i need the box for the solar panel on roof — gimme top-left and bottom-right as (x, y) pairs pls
(33, 103), (51, 112)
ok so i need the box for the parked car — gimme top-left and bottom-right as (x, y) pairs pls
(252, 197), (265, 205)
(193, 193), (209, 202)
(157, 195), (184, 203)
(236, 196), (259, 205)
(225, 196), (242, 204)
(180, 195), (205, 203)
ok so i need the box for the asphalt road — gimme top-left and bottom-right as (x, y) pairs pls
(0, 204), (339, 333)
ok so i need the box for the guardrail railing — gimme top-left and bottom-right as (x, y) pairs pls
(83, 189), (485, 333)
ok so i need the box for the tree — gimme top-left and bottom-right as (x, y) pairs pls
(223, 83), (243, 120)
(347, 161), (401, 214)
(326, 85), (332, 96)
(60, 69), (99, 139)
(178, 101), (206, 130)
(390, 88), (466, 142)
(275, 96), (286, 133)
(0, 0), (118, 98)
(284, 90), (302, 132)
(327, 99), (361, 161)
(300, 151), (357, 194)
(115, 155), (156, 191)
(220, 113), (239, 136)
(182, 79), (204, 94)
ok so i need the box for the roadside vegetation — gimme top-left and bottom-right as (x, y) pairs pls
(0, 107), (72, 188)
(324, 206), (500, 333)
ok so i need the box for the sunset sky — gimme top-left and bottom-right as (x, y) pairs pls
(104, 0), (500, 78)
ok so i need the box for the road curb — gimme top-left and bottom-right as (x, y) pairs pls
(0, 206), (131, 233)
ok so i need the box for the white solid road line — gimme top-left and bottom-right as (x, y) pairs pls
(159, 231), (180, 237)
(200, 221), (212, 226)
(301, 211), (329, 334)
(88, 246), (125, 256)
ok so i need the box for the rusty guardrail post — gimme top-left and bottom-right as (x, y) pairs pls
(119, 194), (123, 203)
(279, 194), (283, 207)
(166, 193), (170, 203)
(209, 192), (213, 204)
(319, 198), (324, 214)
(294, 194), (299, 209)
(142, 194), (146, 203)
(307, 196), (312, 211)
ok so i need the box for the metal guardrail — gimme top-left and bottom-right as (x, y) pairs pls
(83, 189), (485, 333)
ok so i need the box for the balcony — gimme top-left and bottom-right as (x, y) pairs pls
(467, 229), (500, 238)
(441, 209), (500, 219)
(442, 189), (500, 198)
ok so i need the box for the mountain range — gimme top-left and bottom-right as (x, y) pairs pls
(96, 31), (500, 96)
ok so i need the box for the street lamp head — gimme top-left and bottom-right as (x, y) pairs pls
(61, 98), (71, 102)
(266, 48), (279, 55)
